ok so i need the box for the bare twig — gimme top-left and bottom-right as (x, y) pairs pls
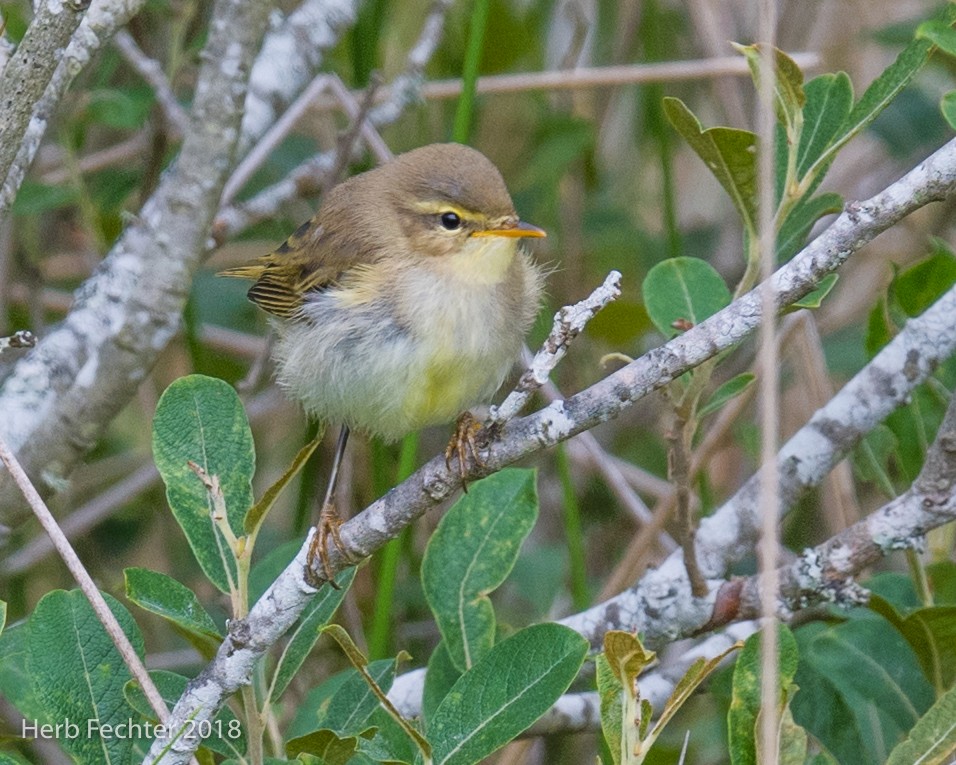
(0, 0), (147, 213)
(0, 0), (89, 192)
(491, 270), (622, 424)
(756, 12), (782, 762)
(214, 0), (454, 240)
(0, 433), (169, 723)
(113, 30), (189, 135)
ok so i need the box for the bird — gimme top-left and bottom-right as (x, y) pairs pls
(221, 142), (547, 582)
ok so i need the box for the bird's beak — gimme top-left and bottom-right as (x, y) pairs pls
(472, 220), (547, 239)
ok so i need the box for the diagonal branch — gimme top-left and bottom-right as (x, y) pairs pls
(0, 0), (89, 194)
(0, 0), (274, 521)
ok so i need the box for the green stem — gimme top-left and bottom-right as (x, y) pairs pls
(556, 444), (589, 610)
(451, 0), (490, 143)
(368, 433), (419, 659)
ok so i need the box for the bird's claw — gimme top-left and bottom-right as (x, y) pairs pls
(444, 412), (495, 491)
(305, 501), (351, 588)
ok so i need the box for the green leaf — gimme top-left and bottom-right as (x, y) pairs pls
(124, 567), (221, 657)
(422, 469), (539, 672)
(796, 73), (854, 179)
(916, 19), (956, 57)
(86, 87), (155, 130)
(664, 97), (758, 234)
(818, 4), (956, 172)
(869, 596), (956, 693)
(886, 682), (956, 765)
(733, 43), (806, 136)
(777, 193), (843, 262)
(302, 658), (396, 737)
(641, 256), (731, 338)
(894, 242), (956, 317)
(941, 91), (956, 131)
(596, 654), (625, 765)
(428, 623), (588, 765)
(0, 600), (6, 637)
(596, 631), (657, 764)
(728, 626), (799, 765)
(789, 273), (839, 311)
(11, 181), (79, 215)
(700, 373), (756, 419)
(423, 640), (462, 730)
(321, 625), (429, 757)
(152, 375), (255, 593)
(245, 433), (321, 536)
(270, 567), (356, 703)
(652, 641), (741, 740)
(0, 621), (43, 722)
(124, 670), (246, 758)
(286, 728), (364, 763)
(791, 618), (934, 765)
(27, 590), (149, 764)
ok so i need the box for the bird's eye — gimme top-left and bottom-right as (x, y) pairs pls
(440, 211), (462, 230)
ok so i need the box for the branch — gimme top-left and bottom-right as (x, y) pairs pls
(563, 278), (956, 648)
(237, 0), (360, 155)
(0, 0), (273, 521)
(0, 0), (89, 193)
(0, 0), (146, 213)
(731, 386), (956, 622)
(214, 0), (454, 239)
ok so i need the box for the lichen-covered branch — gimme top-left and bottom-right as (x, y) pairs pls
(563, 279), (956, 649)
(0, 0), (90, 205)
(0, 0), (147, 213)
(0, 0), (273, 521)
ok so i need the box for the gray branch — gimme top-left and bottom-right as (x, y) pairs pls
(563, 278), (956, 649)
(0, 0), (90, 203)
(0, 0), (274, 520)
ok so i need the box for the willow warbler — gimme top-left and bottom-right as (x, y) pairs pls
(222, 142), (546, 580)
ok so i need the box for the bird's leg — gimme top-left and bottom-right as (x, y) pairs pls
(306, 426), (352, 588)
(444, 412), (494, 489)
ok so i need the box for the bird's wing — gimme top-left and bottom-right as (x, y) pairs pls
(219, 217), (357, 319)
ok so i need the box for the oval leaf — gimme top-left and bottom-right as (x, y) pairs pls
(664, 97), (757, 234)
(28, 590), (148, 764)
(152, 375), (255, 593)
(124, 567), (222, 657)
(700, 373), (756, 419)
(422, 469), (539, 672)
(886, 682), (956, 765)
(642, 257), (731, 338)
(429, 623), (588, 765)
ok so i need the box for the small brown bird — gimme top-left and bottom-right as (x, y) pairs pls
(222, 143), (546, 581)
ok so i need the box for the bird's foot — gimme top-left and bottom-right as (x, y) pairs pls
(305, 501), (351, 588)
(444, 412), (498, 490)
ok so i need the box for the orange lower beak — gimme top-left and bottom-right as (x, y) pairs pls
(472, 220), (547, 239)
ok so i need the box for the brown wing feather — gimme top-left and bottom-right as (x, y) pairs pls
(219, 219), (343, 318)
(219, 169), (395, 318)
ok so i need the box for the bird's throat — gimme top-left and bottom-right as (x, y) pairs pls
(440, 235), (520, 285)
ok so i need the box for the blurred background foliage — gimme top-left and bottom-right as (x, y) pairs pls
(2, 0), (956, 762)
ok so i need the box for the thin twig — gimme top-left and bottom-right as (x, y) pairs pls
(112, 30), (189, 135)
(0, 434), (169, 723)
(221, 73), (333, 205)
(491, 270), (622, 424)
